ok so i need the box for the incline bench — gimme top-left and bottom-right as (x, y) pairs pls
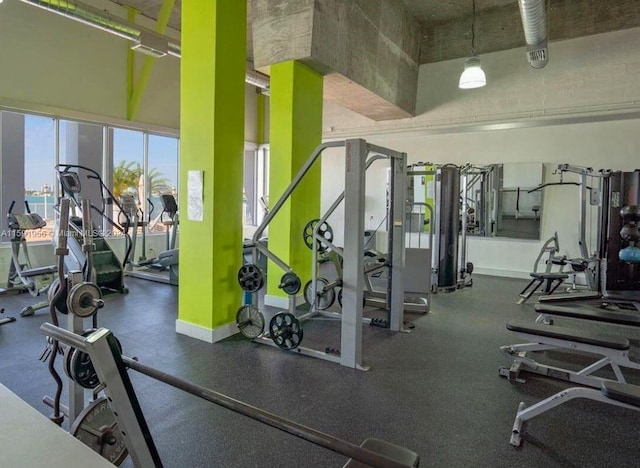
(510, 380), (640, 447)
(517, 272), (568, 305)
(534, 303), (640, 327)
(499, 320), (640, 388)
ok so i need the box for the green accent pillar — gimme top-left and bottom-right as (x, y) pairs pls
(267, 61), (323, 299)
(178, 0), (246, 339)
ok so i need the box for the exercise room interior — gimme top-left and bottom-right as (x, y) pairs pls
(1, 1), (640, 467)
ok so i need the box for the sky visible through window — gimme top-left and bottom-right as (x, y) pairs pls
(24, 115), (55, 191)
(23, 115), (178, 192)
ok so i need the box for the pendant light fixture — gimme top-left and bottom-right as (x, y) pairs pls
(459, 0), (486, 89)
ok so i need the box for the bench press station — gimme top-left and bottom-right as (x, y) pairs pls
(534, 302), (640, 327)
(517, 233), (569, 304)
(502, 302), (640, 446)
(510, 381), (640, 447)
(499, 319), (640, 388)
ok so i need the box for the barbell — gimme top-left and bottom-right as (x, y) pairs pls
(41, 323), (416, 468)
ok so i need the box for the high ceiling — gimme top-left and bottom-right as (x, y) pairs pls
(112, 0), (640, 64)
(402, 0), (515, 23)
(112, 0), (514, 30)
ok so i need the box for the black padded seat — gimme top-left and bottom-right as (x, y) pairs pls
(343, 438), (419, 468)
(530, 272), (569, 280)
(602, 381), (640, 408)
(535, 303), (640, 327)
(506, 320), (630, 350)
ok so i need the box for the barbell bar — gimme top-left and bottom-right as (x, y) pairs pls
(40, 323), (413, 468)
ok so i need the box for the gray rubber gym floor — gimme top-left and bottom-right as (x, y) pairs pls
(1, 275), (639, 467)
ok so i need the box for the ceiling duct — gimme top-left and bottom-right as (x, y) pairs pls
(17, 0), (270, 92)
(517, 0), (549, 69)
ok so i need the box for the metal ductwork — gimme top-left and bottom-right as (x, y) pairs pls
(517, 0), (549, 69)
(18, 0), (270, 92)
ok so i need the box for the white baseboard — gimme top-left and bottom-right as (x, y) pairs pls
(264, 294), (305, 309)
(175, 319), (238, 343)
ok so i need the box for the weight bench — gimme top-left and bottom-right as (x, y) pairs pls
(510, 381), (640, 446)
(517, 272), (568, 304)
(343, 439), (419, 468)
(499, 320), (640, 388)
(534, 303), (640, 327)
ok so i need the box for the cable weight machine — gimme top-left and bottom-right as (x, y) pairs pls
(236, 139), (409, 370)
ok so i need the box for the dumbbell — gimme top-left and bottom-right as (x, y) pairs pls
(619, 246), (640, 264)
(621, 205), (640, 223)
(620, 206), (640, 245)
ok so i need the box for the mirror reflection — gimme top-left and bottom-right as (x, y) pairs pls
(464, 163), (544, 240)
(409, 163), (545, 241)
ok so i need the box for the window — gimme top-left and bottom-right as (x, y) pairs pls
(111, 128), (144, 200)
(243, 145), (270, 227)
(24, 114), (56, 242)
(147, 134), (179, 233)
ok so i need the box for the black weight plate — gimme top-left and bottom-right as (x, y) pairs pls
(279, 272), (301, 295)
(303, 219), (334, 253)
(68, 331), (123, 390)
(269, 312), (303, 350)
(237, 263), (265, 293)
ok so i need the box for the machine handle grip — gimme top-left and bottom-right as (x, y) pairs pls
(57, 199), (70, 252)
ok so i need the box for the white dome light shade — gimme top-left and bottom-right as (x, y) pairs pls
(459, 56), (486, 89)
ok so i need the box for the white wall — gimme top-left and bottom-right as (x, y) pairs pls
(0, 0), (178, 129)
(0, 0), (259, 139)
(321, 27), (640, 278)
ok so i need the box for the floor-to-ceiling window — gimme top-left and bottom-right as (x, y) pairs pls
(23, 114), (56, 242)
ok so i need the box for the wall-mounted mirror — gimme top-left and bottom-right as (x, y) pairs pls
(464, 162), (544, 240)
(407, 162), (545, 241)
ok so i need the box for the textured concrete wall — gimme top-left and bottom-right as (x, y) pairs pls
(252, 0), (420, 120)
(252, 0), (315, 66)
(420, 0), (640, 64)
(323, 27), (640, 135)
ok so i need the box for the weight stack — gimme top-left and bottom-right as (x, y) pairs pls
(437, 166), (461, 290)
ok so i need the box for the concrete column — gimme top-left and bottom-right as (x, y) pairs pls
(177, 0), (246, 342)
(0, 112), (25, 239)
(63, 122), (105, 214)
(252, 0), (419, 120)
(265, 61), (323, 306)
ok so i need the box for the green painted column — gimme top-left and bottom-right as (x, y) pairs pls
(178, 0), (246, 341)
(267, 61), (323, 301)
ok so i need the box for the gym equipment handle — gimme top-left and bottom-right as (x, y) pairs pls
(121, 356), (412, 468)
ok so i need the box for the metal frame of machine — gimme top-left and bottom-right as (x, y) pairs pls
(240, 139), (409, 370)
(407, 163), (474, 293)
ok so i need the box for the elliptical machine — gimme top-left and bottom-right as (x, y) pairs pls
(0, 201), (58, 316)
(122, 193), (178, 285)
